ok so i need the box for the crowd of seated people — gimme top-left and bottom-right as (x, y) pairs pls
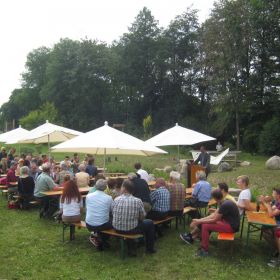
(1, 151), (279, 265)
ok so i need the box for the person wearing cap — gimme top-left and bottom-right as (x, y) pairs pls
(128, 172), (152, 214)
(34, 163), (60, 217)
(167, 171), (185, 217)
(86, 179), (113, 250)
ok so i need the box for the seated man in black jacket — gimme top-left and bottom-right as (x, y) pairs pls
(128, 172), (151, 214)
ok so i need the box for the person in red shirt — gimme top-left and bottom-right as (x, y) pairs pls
(6, 161), (18, 200)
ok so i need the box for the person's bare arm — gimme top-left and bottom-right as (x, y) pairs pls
(238, 199), (253, 211)
(192, 211), (222, 226)
(263, 202), (280, 218)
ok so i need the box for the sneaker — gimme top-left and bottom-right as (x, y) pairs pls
(90, 232), (98, 238)
(268, 258), (279, 264)
(195, 248), (209, 257)
(267, 259), (280, 268)
(180, 233), (193, 245)
(89, 236), (100, 248)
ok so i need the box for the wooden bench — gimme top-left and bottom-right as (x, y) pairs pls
(62, 221), (144, 258)
(218, 232), (235, 241)
(153, 216), (174, 226)
(63, 216), (176, 258)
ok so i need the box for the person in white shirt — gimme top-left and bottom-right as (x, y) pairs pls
(236, 175), (253, 215)
(86, 179), (113, 250)
(134, 162), (149, 183)
(60, 180), (83, 223)
(216, 141), (223, 152)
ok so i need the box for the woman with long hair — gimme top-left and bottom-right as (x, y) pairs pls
(60, 180), (83, 223)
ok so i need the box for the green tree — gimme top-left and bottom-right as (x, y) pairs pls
(19, 102), (59, 129)
(143, 114), (152, 139)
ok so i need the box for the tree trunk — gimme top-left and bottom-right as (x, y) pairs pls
(235, 110), (240, 151)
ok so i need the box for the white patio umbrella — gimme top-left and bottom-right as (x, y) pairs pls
(145, 123), (216, 160)
(51, 121), (167, 169)
(0, 125), (29, 143)
(0, 126), (30, 154)
(8, 120), (83, 156)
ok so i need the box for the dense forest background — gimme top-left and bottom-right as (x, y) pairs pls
(0, 0), (279, 154)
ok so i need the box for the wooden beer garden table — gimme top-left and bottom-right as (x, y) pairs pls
(246, 210), (277, 246)
(41, 186), (90, 196)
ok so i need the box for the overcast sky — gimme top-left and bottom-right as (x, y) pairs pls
(0, 0), (214, 107)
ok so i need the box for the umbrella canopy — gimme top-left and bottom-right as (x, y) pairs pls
(8, 120), (83, 144)
(51, 121), (167, 156)
(145, 123), (216, 146)
(0, 126), (29, 143)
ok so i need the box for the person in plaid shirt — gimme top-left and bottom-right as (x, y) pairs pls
(112, 179), (156, 255)
(147, 178), (170, 220)
(167, 171), (185, 217)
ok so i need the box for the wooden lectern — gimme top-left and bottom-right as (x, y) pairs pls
(187, 163), (205, 187)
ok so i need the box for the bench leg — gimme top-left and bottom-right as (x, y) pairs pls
(240, 215), (245, 239)
(120, 239), (126, 259)
(62, 223), (68, 242)
(175, 217), (178, 230)
(70, 225), (75, 241)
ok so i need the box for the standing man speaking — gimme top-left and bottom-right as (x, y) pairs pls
(194, 146), (211, 178)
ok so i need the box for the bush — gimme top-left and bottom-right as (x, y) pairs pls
(259, 118), (280, 155)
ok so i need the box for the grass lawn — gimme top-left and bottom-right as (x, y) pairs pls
(0, 151), (280, 279)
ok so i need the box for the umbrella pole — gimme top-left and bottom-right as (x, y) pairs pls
(177, 145), (180, 171)
(48, 135), (51, 159)
(103, 148), (106, 174)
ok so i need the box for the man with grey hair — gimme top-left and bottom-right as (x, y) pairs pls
(128, 172), (151, 214)
(185, 170), (212, 218)
(86, 179), (113, 250)
(18, 166), (35, 208)
(34, 163), (59, 218)
(167, 171), (185, 217)
(75, 164), (90, 188)
(57, 163), (74, 185)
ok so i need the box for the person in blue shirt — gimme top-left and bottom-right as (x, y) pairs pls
(185, 170), (212, 218)
(147, 178), (170, 220)
(86, 158), (98, 177)
(86, 179), (113, 251)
